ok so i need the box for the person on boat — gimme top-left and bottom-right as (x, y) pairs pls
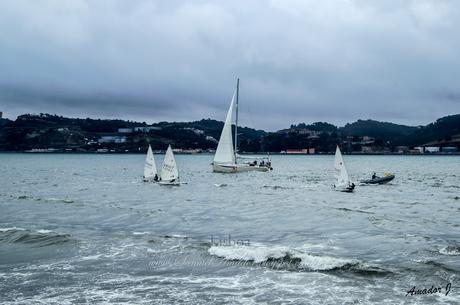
(372, 172), (377, 179)
(260, 160), (265, 166)
(347, 182), (355, 191)
(153, 174), (159, 182)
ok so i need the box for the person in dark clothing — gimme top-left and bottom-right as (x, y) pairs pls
(372, 172), (377, 179)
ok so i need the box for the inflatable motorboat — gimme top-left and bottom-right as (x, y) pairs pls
(361, 173), (395, 185)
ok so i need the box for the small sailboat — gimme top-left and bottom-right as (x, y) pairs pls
(212, 79), (272, 173)
(158, 145), (180, 186)
(143, 145), (159, 182)
(143, 144), (158, 182)
(333, 146), (355, 192)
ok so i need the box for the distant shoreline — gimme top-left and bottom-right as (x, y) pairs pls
(1, 151), (459, 156)
(1, 113), (459, 156)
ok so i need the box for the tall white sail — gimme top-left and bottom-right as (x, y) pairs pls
(161, 145), (179, 182)
(213, 92), (236, 164)
(334, 146), (350, 186)
(334, 146), (343, 172)
(144, 145), (157, 179)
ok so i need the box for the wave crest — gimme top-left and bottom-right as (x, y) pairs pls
(208, 244), (357, 271)
(0, 227), (73, 247)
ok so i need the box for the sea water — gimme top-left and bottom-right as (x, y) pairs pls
(0, 154), (459, 304)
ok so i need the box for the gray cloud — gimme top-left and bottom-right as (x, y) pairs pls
(0, 0), (459, 130)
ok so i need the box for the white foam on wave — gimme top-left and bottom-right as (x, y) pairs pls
(37, 229), (53, 234)
(46, 197), (74, 204)
(147, 248), (161, 254)
(132, 231), (150, 236)
(296, 252), (353, 270)
(0, 228), (62, 235)
(209, 244), (288, 263)
(165, 234), (188, 239)
(80, 254), (103, 261)
(299, 242), (340, 251)
(208, 244), (356, 271)
(0, 227), (25, 232)
(440, 246), (460, 256)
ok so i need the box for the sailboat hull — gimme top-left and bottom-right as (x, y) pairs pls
(360, 174), (395, 185)
(158, 180), (180, 186)
(334, 184), (355, 193)
(212, 163), (272, 173)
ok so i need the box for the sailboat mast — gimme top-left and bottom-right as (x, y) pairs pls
(234, 78), (239, 159)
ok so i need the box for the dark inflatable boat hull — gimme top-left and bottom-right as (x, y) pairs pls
(361, 175), (395, 184)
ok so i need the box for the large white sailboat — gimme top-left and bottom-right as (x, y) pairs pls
(333, 146), (355, 192)
(212, 79), (272, 173)
(158, 145), (180, 186)
(143, 144), (159, 182)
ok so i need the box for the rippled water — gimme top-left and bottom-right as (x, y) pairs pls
(0, 153), (459, 304)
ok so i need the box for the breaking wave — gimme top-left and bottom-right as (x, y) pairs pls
(207, 244), (387, 274)
(0, 227), (74, 247)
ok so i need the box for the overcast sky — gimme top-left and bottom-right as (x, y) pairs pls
(0, 0), (459, 130)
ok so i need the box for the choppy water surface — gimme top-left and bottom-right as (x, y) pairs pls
(0, 154), (459, 304)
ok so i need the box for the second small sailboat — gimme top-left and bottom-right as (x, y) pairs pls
(158, 145), (180, 186)
(333, 146), (355, 192)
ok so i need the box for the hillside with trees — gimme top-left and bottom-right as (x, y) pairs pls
(0, 113), (459, 153)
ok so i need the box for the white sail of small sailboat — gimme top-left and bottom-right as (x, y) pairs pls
(143, 145), (158, 182)
(212, 79), (272, 173)
(159, 145), (180, 185)
(333, 146), (355, 192)
(213, 92), (236, 166)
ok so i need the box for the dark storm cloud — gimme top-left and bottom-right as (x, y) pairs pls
(0, 0), (459, 130)
(0, 84), (179, 119)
